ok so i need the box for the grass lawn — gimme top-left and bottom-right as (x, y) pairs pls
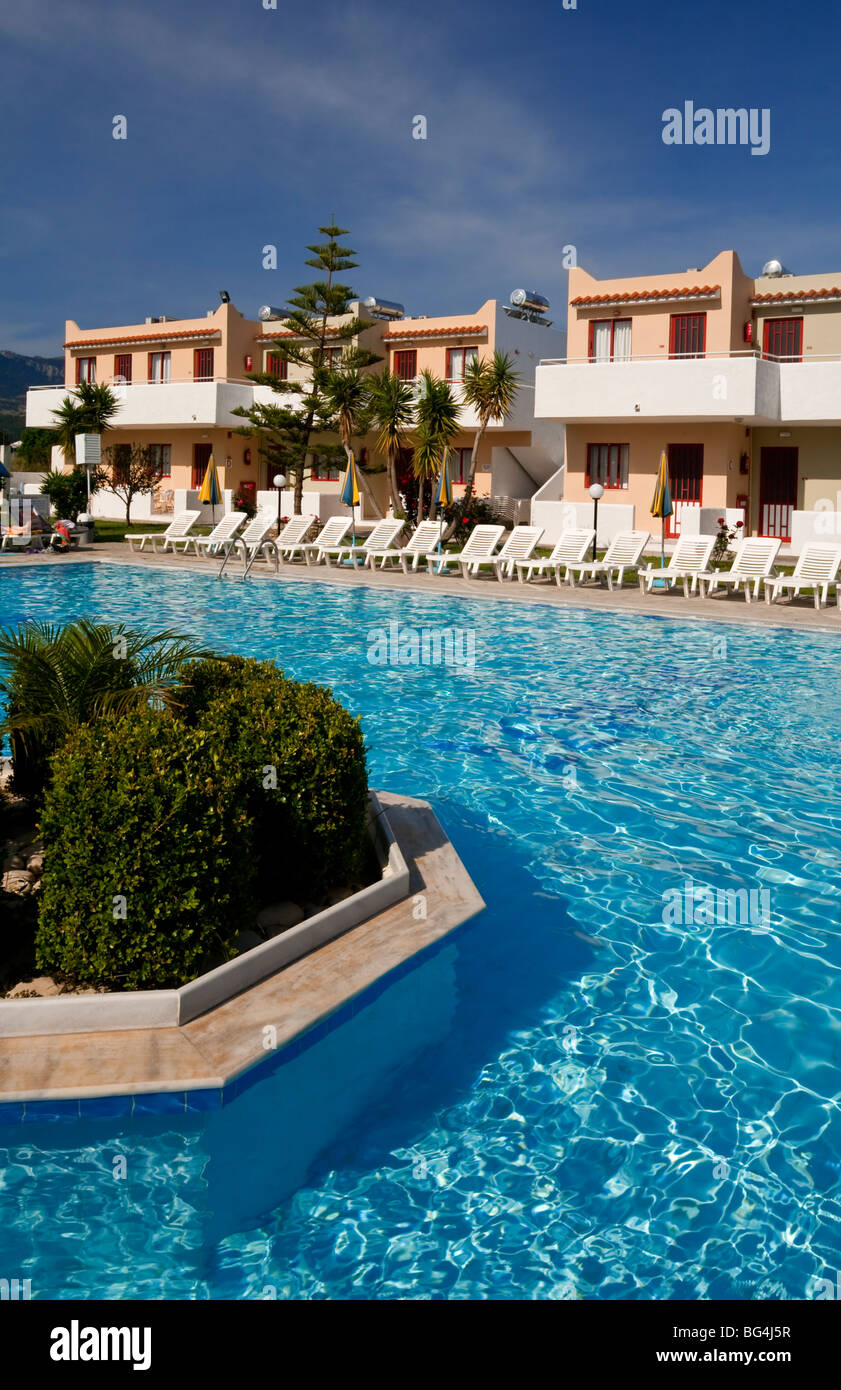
(94, 519), (212, 543)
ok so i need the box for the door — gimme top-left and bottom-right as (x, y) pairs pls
(192, 442), (212, 489)
(759, 447), (798, 540)
(666, 444), (703, 537)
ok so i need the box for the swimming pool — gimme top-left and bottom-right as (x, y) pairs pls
(2, 560), (841, 1300)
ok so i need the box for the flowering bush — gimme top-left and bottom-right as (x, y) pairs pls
(712, 516), (744, 564)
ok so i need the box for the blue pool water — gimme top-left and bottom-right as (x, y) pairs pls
(2, 560), (841, 1300)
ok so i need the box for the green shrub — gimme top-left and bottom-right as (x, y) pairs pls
(34, 656), (369, 991)
(176, 656), (369, 901)
(36, 710), (253, 990)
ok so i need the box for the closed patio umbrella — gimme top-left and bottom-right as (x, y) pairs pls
(340, 450), (361, 550)
(198, 453), (221, 525)
(433, 450), (453, 573)
(651, 449), (673, 586)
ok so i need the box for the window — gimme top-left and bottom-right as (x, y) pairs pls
(763, 317), (803, 361)
(588, 320), (631, 362)
(446, 346), (478, 381)
(311, 455), (342, 481)
(669, 313), (707, 358)
(394, 349), (417, 380)
(323, 346), (344, 369)
(585, 443), (629, 489)
(75, 357), (96, 384)
(149, 443), (171, 477)
(114, 354), (132, 384)
(148, 351), (171, 384)
(194, 348), (214, 380)
(451, 447), (472, 483)
(112, 443), (132, 483)
(266, 353), (288, 379)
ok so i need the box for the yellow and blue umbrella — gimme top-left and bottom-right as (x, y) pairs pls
(340, 450), (360, 548)
(433, 451), (452, 565)
(650, 449), (673, 580)
(198, 452), (221, 524)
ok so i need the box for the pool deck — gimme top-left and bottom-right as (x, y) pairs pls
(0, 793), (484, 1111)
(2, 543), (840, 633)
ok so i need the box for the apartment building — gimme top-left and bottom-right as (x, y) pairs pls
(26, 292), (565, 522)
(534, 249), (841, 550)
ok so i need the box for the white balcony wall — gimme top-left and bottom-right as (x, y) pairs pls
(779, 362), (841, 424)
(26, 382), (259, 430)
(535, 356), (763, 424)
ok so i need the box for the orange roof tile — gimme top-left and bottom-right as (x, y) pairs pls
(571, 285), (720, 307)
(383, 324), (487, 339)
(65, 329), (222, 348)
(751, 287), (841, 303)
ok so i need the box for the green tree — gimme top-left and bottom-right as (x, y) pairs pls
(444, 351), (521, 538)
(366, 370), (415, 515)
(232, 221), (380, 515)
(414, 372), (460, 522)
(12, 428), (56, 471)
(320, 364), (383, 519)
(103, 442), (164, 524)
(0, 617), (211, 799)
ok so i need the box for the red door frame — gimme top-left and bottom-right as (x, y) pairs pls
(758, 446), (798, 540)
(762, 318), (803, 361)
(192, 442), (212, 489)
(666, 443), (704, 537)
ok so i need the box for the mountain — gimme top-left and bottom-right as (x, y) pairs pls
(0, 350), (65, 440)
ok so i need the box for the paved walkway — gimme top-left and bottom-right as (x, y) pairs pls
(2, 543), (840, 634)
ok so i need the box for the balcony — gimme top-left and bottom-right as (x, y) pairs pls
(778, 360), (841, 424)
(25, 379), (266, 430)
(534, 351), (772, 424)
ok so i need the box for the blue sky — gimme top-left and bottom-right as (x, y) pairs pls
(2, 0), (840, 355)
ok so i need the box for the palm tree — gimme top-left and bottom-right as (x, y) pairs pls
(51, 382), (120, 465)
(443, 351), (521, 538)
(320, 366), (383, 519)
(414, 372), (460, 521)
(0, 618), (211, 798)
(366, 371), (415, 515)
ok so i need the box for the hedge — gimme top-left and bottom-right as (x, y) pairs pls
(36, 709), (253, 990)
(175, 656), (369, 902)
(35, 656), (369, 991)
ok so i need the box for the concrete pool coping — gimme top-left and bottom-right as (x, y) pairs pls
(2, 544), (841, 634)
(0, 793), (484, 1110)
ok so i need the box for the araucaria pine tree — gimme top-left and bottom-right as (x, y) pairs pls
(232, 222), (380, 516)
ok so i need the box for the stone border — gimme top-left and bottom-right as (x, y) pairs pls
(0, 791), (408, 1039)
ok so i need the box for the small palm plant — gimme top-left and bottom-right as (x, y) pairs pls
(366, 370), (415, 515)
(321, 364), (383, 518)
(414, 372), (460, 522)
(0, 618), (211, 799)
(51, 382), (120, 465)
(443, 351), (521, 538)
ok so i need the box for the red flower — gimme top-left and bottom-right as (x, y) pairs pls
(717, 517), (725, 525)
(736, 520), (744, 528)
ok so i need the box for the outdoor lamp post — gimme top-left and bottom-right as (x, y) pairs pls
(588, 482), (604, 561)
(273, 472), (286, 532)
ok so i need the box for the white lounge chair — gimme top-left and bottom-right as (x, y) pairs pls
(380, 520), (442, 573)
(701, 537), (781, 602)
(226, 511), (278, 566)
(763, 544), (841, 610)
(426, 524), (506, 577)
(179, 511), (247, 557)
(333, 518), (405, 569)
(262, 515), (315, 566)
(126, 510), (200, 553)
(489, 526), (545, 580)
(638, 536), (716, 596)
(566, 531), (651, 591)
(515, 529), (595, 586)
(301, 517), (352, 566)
